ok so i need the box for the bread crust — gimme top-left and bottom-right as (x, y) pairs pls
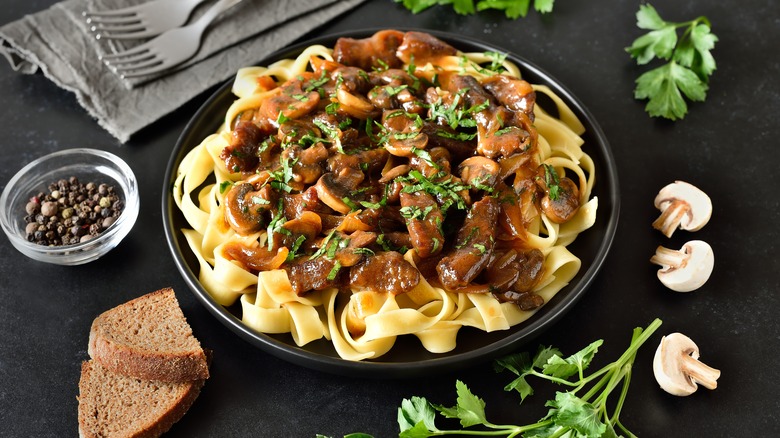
(88, 288), (209, 382)
(78, 360), (205, 438)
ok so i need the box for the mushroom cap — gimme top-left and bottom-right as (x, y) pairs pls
(653, 181), (712, 235)
(653, 332), (721, 396)
(651, 240), (714, 292)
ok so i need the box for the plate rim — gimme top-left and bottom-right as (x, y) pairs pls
(162, 28), (621, 378)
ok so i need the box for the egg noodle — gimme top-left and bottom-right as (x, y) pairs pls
(172, 35), (597, 361)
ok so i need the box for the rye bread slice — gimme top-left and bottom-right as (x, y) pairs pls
(88, 288), (209, 382)
(77, 360), (205, 438)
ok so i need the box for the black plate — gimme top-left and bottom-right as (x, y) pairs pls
(162, 29), (620, 378)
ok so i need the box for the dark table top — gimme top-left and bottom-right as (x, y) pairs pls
(2, 0), (779, 436)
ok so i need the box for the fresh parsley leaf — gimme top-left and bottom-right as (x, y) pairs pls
(542, 340), (602, 381)
(627, 3), (717, 120)
(626, 5), (679, 64)
(383, 319), (664, 438)
(398, 396), (439, 436)
(399, 0), (554, 19)
(635, 61), (707, 121)
(476, 0), (554, 19)
(546, 392), (606, 437)
(434, 381), (488, 428)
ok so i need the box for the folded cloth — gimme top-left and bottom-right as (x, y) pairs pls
(0, 0), (366, 142)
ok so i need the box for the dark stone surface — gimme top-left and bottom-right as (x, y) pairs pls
(1, 0), (778, 436)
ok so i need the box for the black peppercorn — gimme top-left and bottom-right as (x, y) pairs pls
(23, 176), (124, 246)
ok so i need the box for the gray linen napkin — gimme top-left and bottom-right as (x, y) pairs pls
(0, 0), (366, 142)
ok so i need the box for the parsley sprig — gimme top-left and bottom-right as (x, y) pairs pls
(397, 318), (663, 437)
(395, 0), (554, 19)
(626, 4), (718, 120)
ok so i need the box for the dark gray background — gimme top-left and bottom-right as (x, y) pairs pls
(1, 0), (778, 436)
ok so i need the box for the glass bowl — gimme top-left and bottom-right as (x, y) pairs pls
(0, 148), (139, 265)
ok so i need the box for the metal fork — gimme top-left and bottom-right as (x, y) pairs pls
(83, 0), (209, 40)
(101, 0), (244, 78)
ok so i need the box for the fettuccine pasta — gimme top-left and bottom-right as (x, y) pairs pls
(172, 30), (597, 360)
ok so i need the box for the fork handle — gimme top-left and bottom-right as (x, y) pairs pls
(191, 0), (245, 33)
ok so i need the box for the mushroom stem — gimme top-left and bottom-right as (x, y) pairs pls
(650, 245), (689, 269)
(650, 241), (714, 292)
(652, 181), (712, 237)
(681, 354), (721, 390)
(652, 199), (689, 238)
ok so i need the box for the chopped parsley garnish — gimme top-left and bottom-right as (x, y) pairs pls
(410, 147), (440, 170)
(219, 181), (233, 194)
(400, 204), (435, 221)
(250, 196), (270, 205)
(268, 155), (298, 193)
(326, 260), (342, 281)
(542, 163), (561, 201)
(386, 84), (409, 96)
(435, 129), (477, 142)
(484, 51), (508, 72)
(397, 170), (470, 214)
(352, 247), (375, 256)
(455, 227), (479, 249)
(313, 119), (344, 153)
(428, 89), (489, 130)
(304, 70), (329, 93)
(309, 229), (338, 260)
(341, 196), (360, 211)
(276, 111), (291, 125)
(285, 235), (307, 262)
(266, 200), (289, 251)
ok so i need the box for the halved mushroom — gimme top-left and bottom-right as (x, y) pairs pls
(482, 74), (536, 117)
(650, 240), (714, 292)
(458, 156), (500, 192)
(336, 88), (378, 119)
(536, 165), (580, 224)
(314, 168), (365, 214)
(224, 182), (275, 234)
(653, 181), (712, 238)
(382, 110), (429, 157)
(653, 332), (721, 396)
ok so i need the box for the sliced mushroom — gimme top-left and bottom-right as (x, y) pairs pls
(382, 110), (429, 157)
(336, 88), (379, 119)
(653, 181), (712, 238)
(536, 165), (580, 224)
(224, 182), (275, 234)
(650, 240), (714, 292)
(653, 332), (721, 396)
(379, 164), (410, 183)
(314, 169), (364, 214)
(482, 74), (536, 118)
(458, 156), (500, 191)
(256, 76), (320, 127)
(272, 211), (322, 251)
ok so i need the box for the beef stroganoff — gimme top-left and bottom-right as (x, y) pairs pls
(173, 30), (597, 360)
